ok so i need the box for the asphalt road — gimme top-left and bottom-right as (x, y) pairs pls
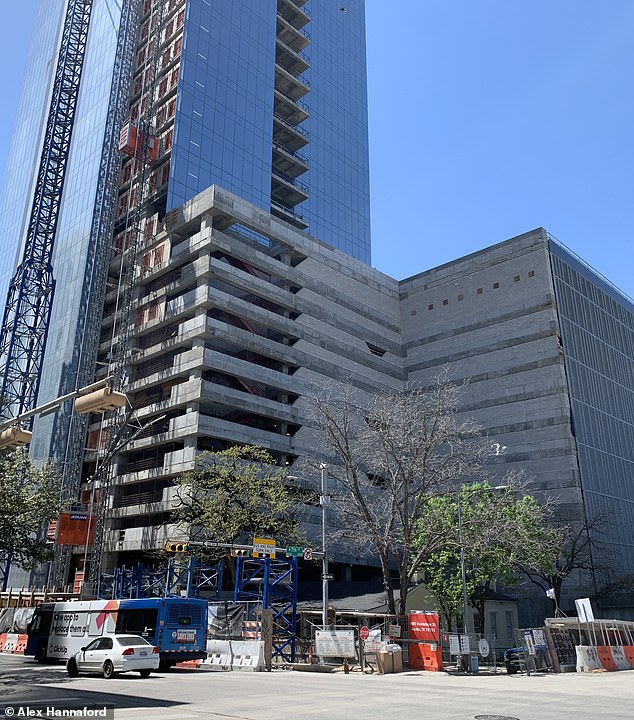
(0, 655), (632, 720)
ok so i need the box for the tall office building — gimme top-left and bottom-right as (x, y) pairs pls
(0, 0), (372, 587)
(2, 2), (633, 623)
(401, 230), (634, 620)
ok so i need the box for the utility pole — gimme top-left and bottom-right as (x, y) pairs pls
(320, 464), (330, 628)
(457, 491), (470, 638)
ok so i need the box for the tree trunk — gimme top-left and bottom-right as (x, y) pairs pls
(1, 549), (12, 592)
(398, 564), (409, 616)
(475, 580), (490, 637)
(378, 551), (396, 616)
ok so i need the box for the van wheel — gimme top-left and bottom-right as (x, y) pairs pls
(139, 669), (151, 678)
(102, 660), (115, 679)
(67, 659), (79, 678)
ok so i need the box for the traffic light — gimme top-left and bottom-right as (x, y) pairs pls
(74, 386), (127, 415)
(326, 606), (337, 627)
(230, 548), (251, 557)
(164, 541), (190, 553)
(0, 426), (33, 448)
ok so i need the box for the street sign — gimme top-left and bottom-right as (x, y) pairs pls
(360, 625), (370, 641)
(389, 624), (401, 638)
(303, 547), (313, 561)
(322, 573), (333, 581)
(253, 537), (276, 558)
(286, 546), (304, 557)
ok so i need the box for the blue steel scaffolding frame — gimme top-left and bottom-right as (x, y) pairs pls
(234, 556), (298, 663)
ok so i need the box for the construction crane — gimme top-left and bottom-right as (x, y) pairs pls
(0, 0), (166, 592)
(84, 0), (168, 592)
(49, 0), (144, 590)
(0, 0), (94, 421)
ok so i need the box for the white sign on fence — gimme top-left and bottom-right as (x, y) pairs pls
(448, 634), (461, 656)
(363, 629), (383, 654)
(459, 634), (470, 654)
(575, 597), (595, 623)
(315, 629), (356, 658)
(389, 624), (401, 638)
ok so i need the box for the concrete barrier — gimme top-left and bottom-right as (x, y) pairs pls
(2, 634), (18, 654)
(231, 640), (264, 671)
(610, 646), (631, 671)
(0, 633), (28, 655)
(203, 639), (264, 671)
(575, 646), (602, 672)
(13, 634), (27, 655)
(623, 646), (634, 669)
(596, 646), (619, 671)
(204, 639), (232, 669)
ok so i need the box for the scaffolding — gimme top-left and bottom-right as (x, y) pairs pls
(234, 556), (298, 663)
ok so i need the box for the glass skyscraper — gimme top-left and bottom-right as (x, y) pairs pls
(549, 241), (634, 581)
(0, 0), (372, 587)
(0, 0), (371, 459)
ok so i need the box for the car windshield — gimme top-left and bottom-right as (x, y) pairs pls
(116, 636), (150, 647)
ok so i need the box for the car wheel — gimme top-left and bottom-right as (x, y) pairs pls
(102, 660), (115, 679)
(139, 669), (151, 678)
(67, 659), (79, 678)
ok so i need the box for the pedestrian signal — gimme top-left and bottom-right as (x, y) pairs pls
(231, 549), (251, 557)
(164, 541), (190, 553)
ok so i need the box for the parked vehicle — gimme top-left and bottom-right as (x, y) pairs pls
(26, 597), (207, 669)
(66, 633), (159, 678)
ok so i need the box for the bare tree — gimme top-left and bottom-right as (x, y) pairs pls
(517, 512), (625, 612)
(310, 370), (495, 616)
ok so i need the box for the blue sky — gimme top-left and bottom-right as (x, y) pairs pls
(1, 1), (633, 299)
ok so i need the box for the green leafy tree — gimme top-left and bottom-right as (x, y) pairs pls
(172, 446), (300, 552)
(0, 449), (63, 590)
(412, 481), (558, 634)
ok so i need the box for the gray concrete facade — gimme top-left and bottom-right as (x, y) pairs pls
(82, 190), (634, 620)
(92, 186), (400, 570)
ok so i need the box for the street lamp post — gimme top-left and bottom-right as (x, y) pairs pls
(320, 464), (330, 628)
(457, 492), (471, 640)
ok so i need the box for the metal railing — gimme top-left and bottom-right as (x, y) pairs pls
(272, 168), (309, 195)
(273, 112), (310, 139)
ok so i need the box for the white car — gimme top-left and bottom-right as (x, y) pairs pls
(66, 634), (160, 679)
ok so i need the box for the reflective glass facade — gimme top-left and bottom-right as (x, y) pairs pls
(168, 0), (371, 263)
(169, 0), (276, 210)
(302, 0), (371, 263)
(549, 241), (634, 575)
(0, 0), (122, 462)
(0, 1), (64, 311)
(0, 0), (372, 457)
(34, 0), (122, 462)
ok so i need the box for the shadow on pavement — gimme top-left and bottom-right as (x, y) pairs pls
(0, 681), (184, 712)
